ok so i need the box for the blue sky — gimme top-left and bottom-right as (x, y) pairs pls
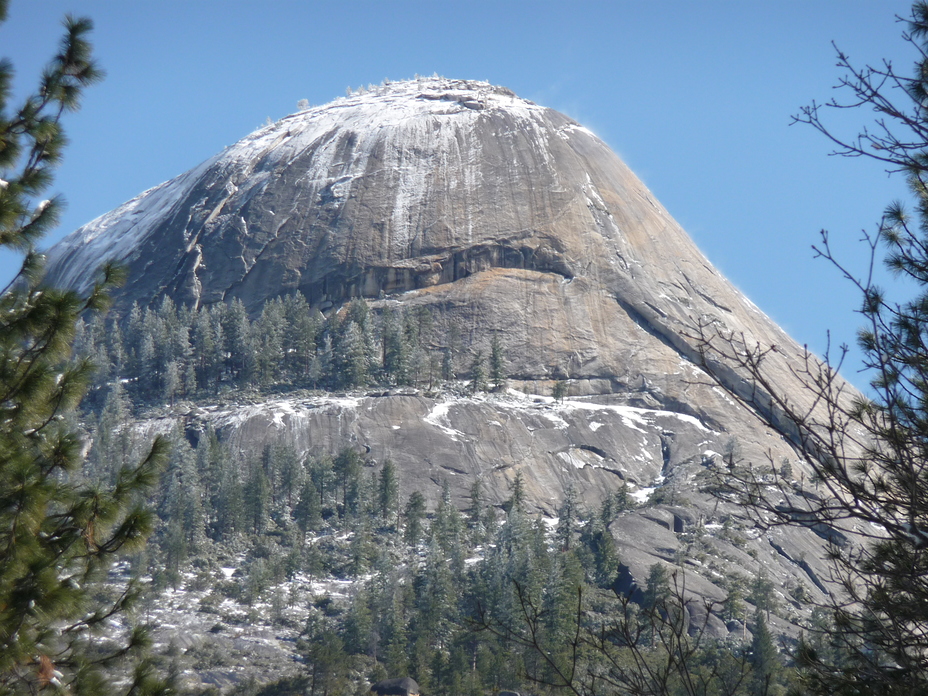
(0, 1), (918, 389)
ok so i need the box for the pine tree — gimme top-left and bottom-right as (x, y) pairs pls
(301, 617), (349, 696)
(124, 302), (143, 377)
(333, 317), (370, 389)
(383, 594), (410, 676)
(162, 359), (181, 405)
(639, 563), (673, 648)
(441, 348), (454, 383)
(555, 484), (579, 551)
(349, 521), (376, 574)
(294, 478), (323, 540)
(333, 446), (363, 517)
(138, 331), (157, 398)
(407, 308), (431, 387)
(507, 470), (526, 513)
(468, 350), (487, 394)
(243, 459), (271, 534)
(749, 608), (783, 695)
(90, 380), (135, 482)
(254, 298), (286, 386)
(721, 575), (748, 624)
(0, 7), (168, 694)
(274, 442), (302, 512)
(432, 480), (464, 566)
(378, 459), (400, 528)
(542, 549), (585, 683)
(222, 298), (253, 384)
(578, 515), (621, 588)
(343, 585), (375, 657)
(307, 453), (335, 515)
(283, 293), (319, 383)
(157, 431), (206, 580)
(489, 332), (506, 391)
(467, 479), (487, 545)
(381, 307), (410, 385)
(696, 5), (928, 692)
(442, 323), (460, 382)
(748, 570), (778, 621)
(404, 491), (427, 547)
(642, 563), (671, 611)
(414, 537), (459, 668)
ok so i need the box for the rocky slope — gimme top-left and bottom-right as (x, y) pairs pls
(145, 385), (839, 611)
(45, 78), (806, 408)
(45, 78), (855, 651)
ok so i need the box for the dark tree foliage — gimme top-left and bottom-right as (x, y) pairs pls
(468, 350), (487, 394)
(378, 459), (400, 528)
(489, 332), (506, 391)
(78, 292), (512, 407)
(0, 5), (167, 694)
(693, 3), (928, 693)
(473, 536), (771, 696)
(403, 491), (426, 548)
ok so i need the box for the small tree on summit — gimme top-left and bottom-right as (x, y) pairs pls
(0, 4), (168, 694)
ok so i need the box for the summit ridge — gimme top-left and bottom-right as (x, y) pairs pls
(45, 77), (602, 310)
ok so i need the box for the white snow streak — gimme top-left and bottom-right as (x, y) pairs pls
(423, 401), (466, 441)
(501, 387), (708, 433)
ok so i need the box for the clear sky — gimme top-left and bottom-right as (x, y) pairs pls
(0, 1), (918, 390)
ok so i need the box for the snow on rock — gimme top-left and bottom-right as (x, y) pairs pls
(43, 78), (569, 301)
(423, 401), (467, 441)
(631, 486), (656, 504)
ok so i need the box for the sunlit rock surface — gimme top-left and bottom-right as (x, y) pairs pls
(48, 79), (858, 643)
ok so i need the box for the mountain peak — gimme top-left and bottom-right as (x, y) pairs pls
(327, 77), (523, 109)
(44, 79), (810, 419)
(44, 78), (585, 303)
(45, 80), (857, 640)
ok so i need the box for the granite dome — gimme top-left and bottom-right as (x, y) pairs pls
(44, 78), (799, 401)
(41, 78), (864, 629)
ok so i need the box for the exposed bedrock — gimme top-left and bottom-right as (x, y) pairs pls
(47, 78), (860, 631)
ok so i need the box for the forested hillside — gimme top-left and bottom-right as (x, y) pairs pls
(74, 294), (506, 410)
(98, 417), (799, 696)
(56, 281), (817, 696)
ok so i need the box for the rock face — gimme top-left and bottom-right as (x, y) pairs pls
(46, 78), (852, 629)
(46, 77), (820, 432)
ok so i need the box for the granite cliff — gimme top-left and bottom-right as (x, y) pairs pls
(46, 78), (854, 644)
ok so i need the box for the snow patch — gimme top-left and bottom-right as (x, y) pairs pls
(210, 394), (361, 430)
(556, 450), (588, 469)
(541, 411), (570, 429)
(423, 401), (466, 441)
